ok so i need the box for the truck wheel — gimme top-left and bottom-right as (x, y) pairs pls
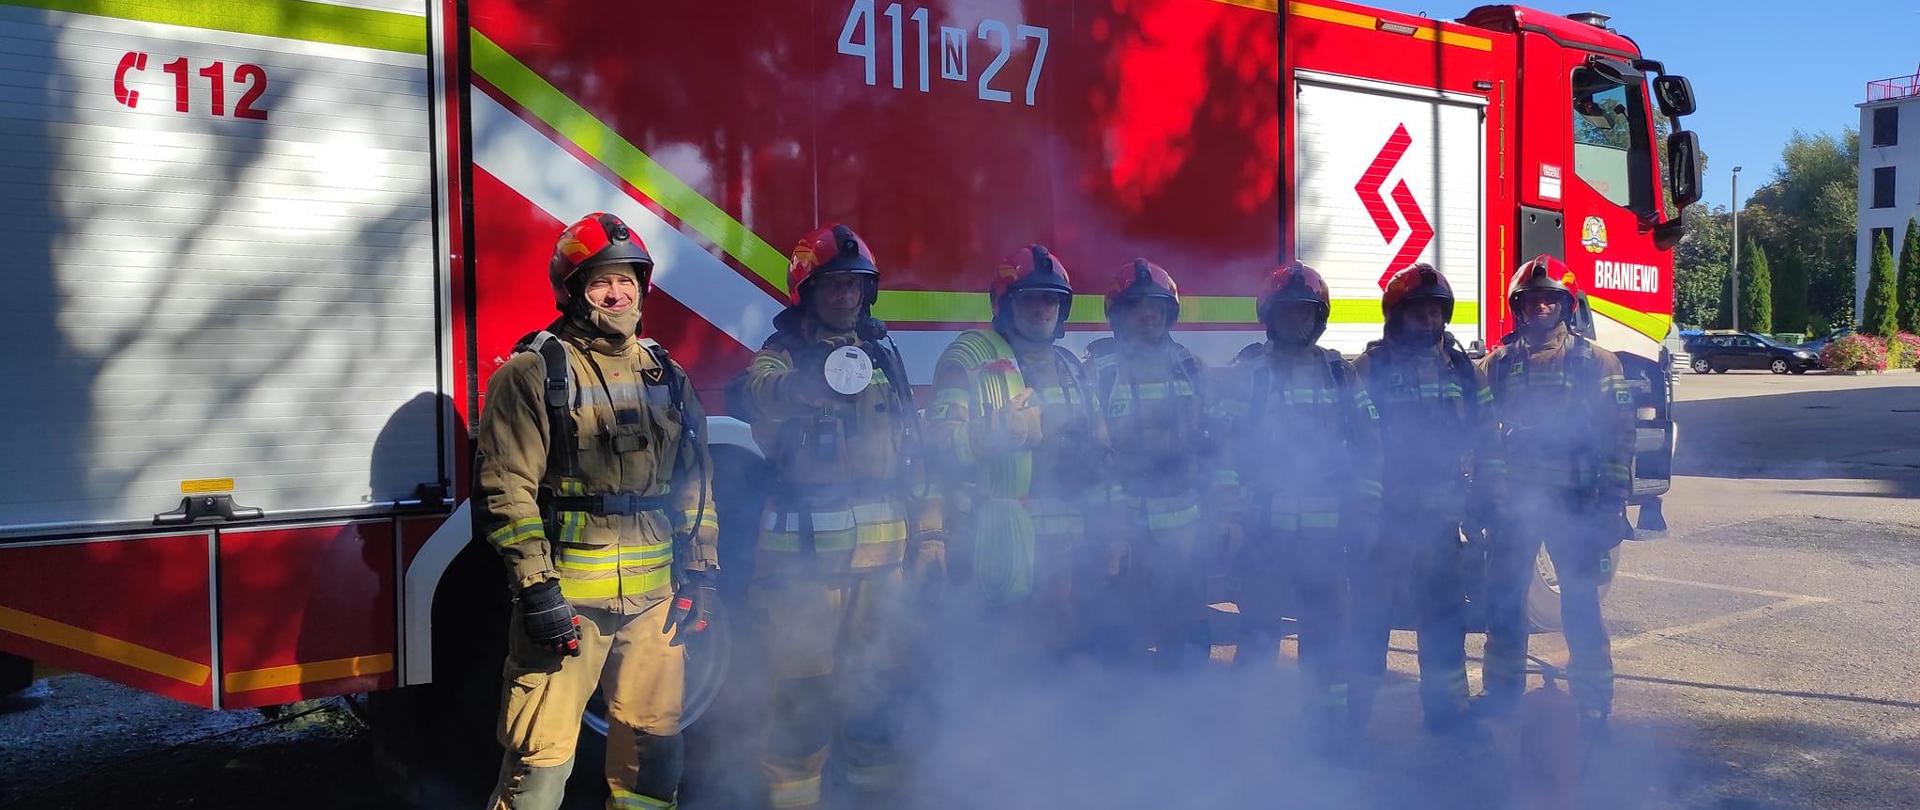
(1524, 544), (1622, 633)
(358, 540), (513, 809)
(0, 652), (32, 698)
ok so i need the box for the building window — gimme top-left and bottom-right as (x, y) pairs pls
(1873, 107), (1899, 147)
(1873, 166), (1896, 209)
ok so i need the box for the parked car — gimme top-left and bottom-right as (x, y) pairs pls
(1685, 330), (1819, 374)
(1798, 327), (1856, 355)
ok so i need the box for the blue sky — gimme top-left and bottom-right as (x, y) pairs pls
(1370, 0), (1912, 209)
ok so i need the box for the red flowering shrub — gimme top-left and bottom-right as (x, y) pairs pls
(1819, 334), (1888, 371)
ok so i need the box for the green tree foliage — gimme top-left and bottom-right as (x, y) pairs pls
(1740, 130), (1859, 330)
(1900, 218), (1920, 335)
(1740, 238), (1772, 333)
(1863, 230), (1900, 338)
(1673, 203), (1728, 328)
(1772, 253), (1811, 335)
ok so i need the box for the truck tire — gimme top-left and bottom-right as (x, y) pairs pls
(0, 652), (31, 698)
(1523, 544), (1623, 633)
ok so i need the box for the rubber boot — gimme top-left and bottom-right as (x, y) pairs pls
(489, 755), (575, 810)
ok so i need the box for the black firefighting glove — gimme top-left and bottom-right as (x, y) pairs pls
(664, 569), (717, 646)
(519, 579), (581, 657)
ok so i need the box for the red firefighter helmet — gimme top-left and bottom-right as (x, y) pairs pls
(990, 244), (1074, 337)
(1507, 254), (1576, 326)
(1104, 258), (1181, 323)
(787, 224), (879, 306)
(550, 212), (654, 310)
(1257, 260), (1331, 339)
(1381, 263), (1455, 323)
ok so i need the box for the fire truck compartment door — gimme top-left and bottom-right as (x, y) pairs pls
(0, 1), (444, 532)
(1292, 71), (1487, 355)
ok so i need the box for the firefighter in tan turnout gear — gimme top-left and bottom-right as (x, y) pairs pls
(1349, 263), (1501, 744)
(1081, 259), (1225, 668)
(1477, 254), (1636, 739)
(734, 225), (941, 810)
(925, 245), (1108, 660)
(1216, 260), (1383, 757)
(474, 212), (719, 810)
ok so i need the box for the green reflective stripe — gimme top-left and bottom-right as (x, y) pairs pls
(874, 292), (1479, 325)
(1587, 293), (1671, 343)
(609, 788), (675, 810)
(843, 763), (897, 788)
(769, 777), (822, 809)
(488, 517), (544, 547)
(1300, 512), (1340, 529)
(1211, 468), (1239, 488)
(1108, 380), (1195, 401)
(4, 0), (427, 54)
(471, 32), (790, 290)
(1146, 504), (1200, 530)
(555, 546), (672, 571)
(1476, 386), (1495, 404)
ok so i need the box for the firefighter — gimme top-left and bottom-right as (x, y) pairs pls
(733, 224), (941, 810)
(474, 212), (719, 810)
(1476, 254), (1635, 738)
(1215, 260), (1382, 756)
(925, 245), (1107, 660)
(1081, 259), (1227, 669)
(1348, 263), (1501, 743)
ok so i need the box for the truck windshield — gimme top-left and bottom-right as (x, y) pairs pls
(1571, 64), (1656, 217)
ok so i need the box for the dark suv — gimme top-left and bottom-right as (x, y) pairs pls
(1685, 331), (1818, 374)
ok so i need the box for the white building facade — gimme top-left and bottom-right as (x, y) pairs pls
(1859, 74), (1920, 320)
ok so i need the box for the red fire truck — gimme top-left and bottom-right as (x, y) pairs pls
(0, 0), (1698, 726)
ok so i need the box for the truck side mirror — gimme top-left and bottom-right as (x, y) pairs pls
(1654, 130), (1702, 250)
(1667, 130), (1703, 209)
(1652, 75), (1696, 118)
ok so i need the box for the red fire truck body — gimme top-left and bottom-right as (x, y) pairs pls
(0, 0), (1697, 710)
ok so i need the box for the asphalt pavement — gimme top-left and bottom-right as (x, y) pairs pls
(3, 370), (1917, 809)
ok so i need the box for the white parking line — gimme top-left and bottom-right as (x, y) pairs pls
(1614, 570), (1831, 602)
(1612, 595), (1829, 653)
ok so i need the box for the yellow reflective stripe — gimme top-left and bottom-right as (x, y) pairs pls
(0, 604), (210, 687)
(1211, 468), (1240, 489)
(224, 653), (393, 693)
(1587, 294), (1673, 343)
(680, 510), (719, 532)
(1355, 480), (1384, 499)
(609, 788), (674, 809)
(471, 32), (791, 291)
(769, 777), (822, 809)
(1301, 512), (1340, 529)
(857, 520), (908, 545)
(871, 291), (1479, 326)
(556, 567), (670, 600)
(488, 517), (544, 548)
(1476, 386), (1495, 404)
(843, 763), (897, 788)
(6, 0), (428, 54)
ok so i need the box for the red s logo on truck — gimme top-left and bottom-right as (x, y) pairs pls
(114, 51), (147, 108)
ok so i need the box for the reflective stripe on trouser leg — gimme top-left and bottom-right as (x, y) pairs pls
(764, 675), (835, 810)
(1412, 520), (1471, 717)
(1290, 528), (1346, 706)
(1481, 530), (1542, 697)
(490, 756), (575, 810)
(1549, 534), (1615, 714)
(598, 601), (687, 807)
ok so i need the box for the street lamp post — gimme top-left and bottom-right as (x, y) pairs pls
(1731, 166), (1743, 331)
